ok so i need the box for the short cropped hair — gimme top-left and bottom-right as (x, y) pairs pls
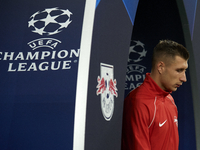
(151, 40), (189, 70)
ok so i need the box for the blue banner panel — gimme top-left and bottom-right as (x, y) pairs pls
(84, 0), (138, 149)
(0, 0), (85, 149)
(182, 0), (198, 39)
(122, 0), (139, 25)
(125, 0), (196, 149)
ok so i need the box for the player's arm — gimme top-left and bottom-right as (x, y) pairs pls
(121, 97), (151, 150)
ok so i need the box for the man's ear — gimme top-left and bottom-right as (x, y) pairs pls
(157, 61), (165, 74)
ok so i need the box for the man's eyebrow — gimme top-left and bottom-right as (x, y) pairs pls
(176, 67), (187, 71)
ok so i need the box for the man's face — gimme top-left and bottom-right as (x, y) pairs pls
(160, 56), (188, 92)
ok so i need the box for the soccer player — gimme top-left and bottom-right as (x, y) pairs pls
(121, 40), (189, 150)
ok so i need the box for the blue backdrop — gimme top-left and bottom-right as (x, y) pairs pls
(0, 0), (85, 149)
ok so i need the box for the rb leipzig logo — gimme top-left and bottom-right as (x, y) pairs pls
(96, 63), (118, 121)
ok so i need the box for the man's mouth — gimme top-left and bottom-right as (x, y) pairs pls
(176, 84), (182, 88)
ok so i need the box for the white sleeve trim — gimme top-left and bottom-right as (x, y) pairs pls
(148, 97), (157, 128)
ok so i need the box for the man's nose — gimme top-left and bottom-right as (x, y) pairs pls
(180, 72), (187, 82)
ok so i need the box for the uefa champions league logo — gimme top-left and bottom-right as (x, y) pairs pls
(2, 7), (78, 72)
(96, 63), (118, 121)
(125, 40), (147, 91)
(28, 7), (72, 36)
(128, 40), (147, 63)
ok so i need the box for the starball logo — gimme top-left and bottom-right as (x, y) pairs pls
(0, 7), (79, 72)
(96, 63), (118, 121)
(125, 40), (147, 91)
(28, 7), (72, 36)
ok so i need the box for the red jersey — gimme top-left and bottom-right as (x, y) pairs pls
(121, 73), (179, 150)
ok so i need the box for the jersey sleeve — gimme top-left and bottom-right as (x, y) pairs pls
(121, 96), (151, 150)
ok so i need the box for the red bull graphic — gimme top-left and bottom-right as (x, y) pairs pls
(96, 76), (118, 97)
(96, 63), (118, 121)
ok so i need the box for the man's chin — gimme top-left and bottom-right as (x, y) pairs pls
(171, 87), (178, 92)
